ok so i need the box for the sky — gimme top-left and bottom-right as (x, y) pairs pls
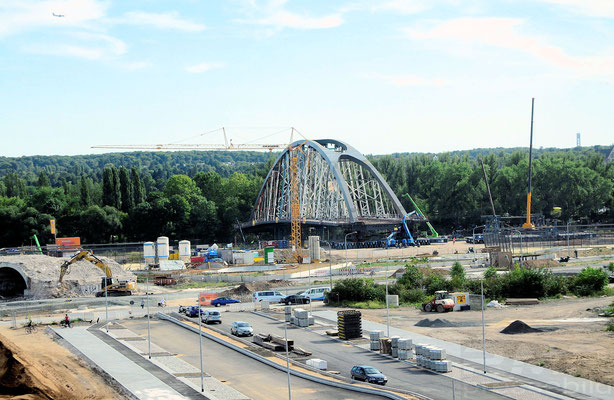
(1, 0), (613, 157)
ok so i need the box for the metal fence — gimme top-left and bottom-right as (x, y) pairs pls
(484, 223), (614, 254)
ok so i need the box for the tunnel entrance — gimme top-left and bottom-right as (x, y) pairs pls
(0, 267), (27, 298)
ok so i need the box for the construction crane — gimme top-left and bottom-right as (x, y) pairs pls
(93, 127), (306, 263)
(58, 250), (137, 296)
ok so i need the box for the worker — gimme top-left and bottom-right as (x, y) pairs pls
(141, 298), (145, 309)
(159, 297), (166, 307)
(64, 314), (71, 328)
(27, 316), (33, 327)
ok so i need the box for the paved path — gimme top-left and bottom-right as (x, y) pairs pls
(313, 310), (614, 400)
(52, 325), (212, 400)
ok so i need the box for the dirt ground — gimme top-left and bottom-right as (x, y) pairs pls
(353, 296), (614, 386)
(0, 325), (124, 399)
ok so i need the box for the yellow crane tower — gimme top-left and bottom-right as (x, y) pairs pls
(93, 127), (306, 263)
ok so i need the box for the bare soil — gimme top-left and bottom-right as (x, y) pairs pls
(0, 325), (124, 399)
(353, 296), (614, 386)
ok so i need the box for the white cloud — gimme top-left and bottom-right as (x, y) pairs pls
(362, 72), (447, 87)
(540, 0), (614, 18)
(123, 61), (151, 70)
(255, 10), (342, 29)
(0, 0), (107, 37)
(115, 11), (205, 32)
(25, 33), (126, 60)
(238, 0), (343, 31)
(404, 17), (614, 78)
(185, 62), (225, 73)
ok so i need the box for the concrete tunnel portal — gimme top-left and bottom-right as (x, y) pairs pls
(0, 267), (28, 298)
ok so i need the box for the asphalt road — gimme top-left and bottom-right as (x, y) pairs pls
(187, 310), (506, 400)
(122, 318), (382, 400)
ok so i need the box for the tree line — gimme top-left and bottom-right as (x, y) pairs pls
(0, 146), (612, 247)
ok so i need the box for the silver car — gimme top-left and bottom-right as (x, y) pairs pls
(231, 321), (253, 337)
(201, 310), (222, 324)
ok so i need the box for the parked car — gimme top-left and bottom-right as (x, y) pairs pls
(186, 305), (202, 318)
(301, 287), (329, 301)
(350, 365), (387, 385)
(282, 294), (310, 305)
(201, 310), (222, 324)
(211, 297), (241, 307)
(231, 321), (254, 337)
(252, 291), (285, 303)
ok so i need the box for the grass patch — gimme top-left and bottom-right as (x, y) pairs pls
(606, 320), (614, 332)
(344, 300), (399, 309)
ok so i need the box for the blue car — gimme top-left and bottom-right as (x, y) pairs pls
(186, 305), (203, 317)
(211, 297), (241, 307)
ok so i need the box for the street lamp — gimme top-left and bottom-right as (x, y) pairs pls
(344, 231), (357, 274)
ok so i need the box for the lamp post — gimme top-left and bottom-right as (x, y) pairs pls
(481, 279), (486, 374)
(146, 265), (151, 359)
(344, 231), (357, 275)
(385, 261), (390, 338)
(104, 263), (109, 333)
(283, 286), (292, 400)
(321, 240), (334, 291)
(198, 298), (204, 393)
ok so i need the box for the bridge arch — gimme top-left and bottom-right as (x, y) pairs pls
(249, 139), (406, 228)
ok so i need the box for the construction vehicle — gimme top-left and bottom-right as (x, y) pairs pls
(422, 291), (454, 313)
(58, 250), (137, 297)
(385, 194), (444, 247)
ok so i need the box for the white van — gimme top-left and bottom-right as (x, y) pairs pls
(302, 287), (329, 301)
(252, 290), (284, 303)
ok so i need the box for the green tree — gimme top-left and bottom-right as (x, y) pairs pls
(37, 171), (50, 187)
(164, 175), (200, 203)
(119, 166), (133, 212)
(131, 166), (145, 205)
(79, 176), (91, 207)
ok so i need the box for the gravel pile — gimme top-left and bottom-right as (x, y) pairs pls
(415, 318), (458, 328)
(500, 320), (543, 334)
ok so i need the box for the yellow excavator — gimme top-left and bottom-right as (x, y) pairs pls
(58, 250), (137, 297)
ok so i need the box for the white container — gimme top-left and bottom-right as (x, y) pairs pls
(178, 240), (191, 257)
(143, 241), (155, 260)
(398, 349), (409, 360)
(156, 236), (169, 260)
(306, 358), (327, 370)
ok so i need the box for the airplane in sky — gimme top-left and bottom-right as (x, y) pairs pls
(52, 13), (65, 17)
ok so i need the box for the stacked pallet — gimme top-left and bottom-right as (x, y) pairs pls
(285, 306), (292, 322)
(397, 338), (412, 360)
(290, 307), (314, 327)
(369, 330), (383, 351)
(337, 310), (362, 340)
(391, 336), (400, 358)
(415, 344), (452, 372)
(379, 337), (392, 355)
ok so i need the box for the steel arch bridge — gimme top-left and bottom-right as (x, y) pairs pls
(246, 139), (407, 233)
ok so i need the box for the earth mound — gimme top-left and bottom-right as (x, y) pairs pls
(500, 320), (543, 334)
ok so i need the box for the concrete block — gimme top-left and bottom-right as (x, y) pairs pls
(306, 358), (327, 370)
(390, 336), (400, 348)
(297, 318), (309, 327)
(397, 338), (412, 350)
(370, 340), (381, 351)
(308, 316), (315, 325)
(369, 330), (383, 341)
(398, 349), (410, 360)
(391, 347), (398, 358)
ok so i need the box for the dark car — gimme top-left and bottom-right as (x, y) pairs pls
(186, 305), (203, 318)
(282, 294), (311, 305)
(211, 297), (241, 307)
(351, 365), (387, 385)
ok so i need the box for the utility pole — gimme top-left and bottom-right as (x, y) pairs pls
(481, 279), (486, 374)
(146, 264), (151, 359)
(199, 294), (204, 392)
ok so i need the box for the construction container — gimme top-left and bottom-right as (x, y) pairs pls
(264, 247), (275, 264)
(156, 236), (169, 260)
(178, 240), (191, 262)
(143, 241), (155, 261)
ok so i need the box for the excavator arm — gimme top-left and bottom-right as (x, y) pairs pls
(59, 250), (112, 282)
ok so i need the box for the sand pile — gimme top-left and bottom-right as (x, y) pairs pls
(219, 280), (294, 297)
(415, 318), (458, 328)
(0, 254), (135, 299)
(500, 320), (543, 334)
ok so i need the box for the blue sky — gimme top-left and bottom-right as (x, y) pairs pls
(1, 0), (613, 157)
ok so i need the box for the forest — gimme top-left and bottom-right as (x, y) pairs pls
(0, 146), (612, 247)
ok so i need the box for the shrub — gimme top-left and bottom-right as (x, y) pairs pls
(484, 266), (497, 279)
(424, 275), (451, 295)
(397, 264), (424, 288)
(502, 267), (550, 298)
(450, 261), (466, 281)
(399, 288), (427, 304)
(327, 278), (386, 303)
(572, 267), (609, 296)
(544, 275), (569, 297)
